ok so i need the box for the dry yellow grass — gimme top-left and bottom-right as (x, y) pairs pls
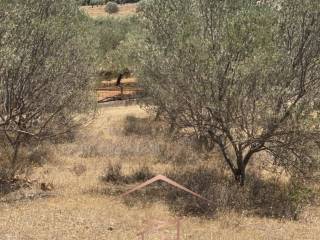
(80, 3), (137, 18)
(0, 105), (320, 239)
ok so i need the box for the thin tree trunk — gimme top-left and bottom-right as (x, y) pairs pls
(154, 110), (161, 121)
(9, 134), (21, 178)
(234, 165), (246, 186)
(10, 140), (21, 178)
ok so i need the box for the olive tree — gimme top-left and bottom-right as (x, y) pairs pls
(0, 0), (97, 177)
(136, 0), (320, 185)
(95, 15), (141, 79)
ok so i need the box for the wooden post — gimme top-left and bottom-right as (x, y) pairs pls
(120, 85), (123, 99)
(176, 218), (180, 240)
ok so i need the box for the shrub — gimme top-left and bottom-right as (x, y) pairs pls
(102, 162), (124, 183)
(79, 0), (104, 5)
(136, 0), (146, 12)
(102, 163), (154, 184)
(129, 165), (154, 182)
(0, 0), (97, 178)
(116, 0), (140, 3)
(105, 1), (119, 13)
(82, 0), (103, 5)
(80, 0), (90, 5)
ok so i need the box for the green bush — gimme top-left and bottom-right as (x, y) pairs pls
(80, 0), (90, 5)
(0, 0), (97, 177)
(105, 1), (119, 13)
(93, 15), (141, 74)
(79, 0), (104, 6)
(93, 0), (102, 5)
(116, 0), (140, 3)
(136, 0), (146, 12)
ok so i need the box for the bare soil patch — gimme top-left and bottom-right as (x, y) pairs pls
(80, 3), (137, 18)
(96, 77), (143, 102)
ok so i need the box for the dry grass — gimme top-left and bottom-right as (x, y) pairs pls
(80, 3), (137, 18)
(0, 105), (320, 239)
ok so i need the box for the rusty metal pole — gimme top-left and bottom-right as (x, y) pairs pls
(176, 218), (180, 240)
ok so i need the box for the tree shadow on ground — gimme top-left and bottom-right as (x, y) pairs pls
(102, 165), (315, 220)
(100, 116), (315, 220)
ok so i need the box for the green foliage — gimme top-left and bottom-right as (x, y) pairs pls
(0, 0), (97, 176)
(80, 0), (90, 5)
(94, 15), (141, 74)
(91, 0), (104, 5)
(116, 0), (140, 3)
(136, 0), (147, 12)
(80, 0), (105, 6)
(105, 1), (119, 13)
(134, 0), (320, 184)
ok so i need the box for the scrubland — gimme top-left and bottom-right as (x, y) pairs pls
(1, 105), (319, 240)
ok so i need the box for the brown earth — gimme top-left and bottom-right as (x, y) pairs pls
(95, 77), (142, 102)
(80, 3), (137, 18)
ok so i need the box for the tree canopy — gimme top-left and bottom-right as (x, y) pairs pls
(0, 0), (97, 177)
(136, 0), (320, 185)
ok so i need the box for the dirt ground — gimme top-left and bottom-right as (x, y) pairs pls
(80, 3), (137, 18)
(0, 105), (320, 240)
(95, 78), (141, 102)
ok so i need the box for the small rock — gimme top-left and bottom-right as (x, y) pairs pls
(107, 226), (114, 231)
(40, 182), (54, 191)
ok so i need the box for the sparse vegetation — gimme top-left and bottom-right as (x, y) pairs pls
(0, 105), (319, 238)
(0, 0), (320, 239)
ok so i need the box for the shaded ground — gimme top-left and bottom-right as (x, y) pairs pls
(0, 105), (320, 239)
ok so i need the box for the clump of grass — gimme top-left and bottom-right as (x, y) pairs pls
(136, 0), (147, 13)
(156, 139), (205, 165)
(72, 164), (87, 176)
(123, 115), (153, 136)
(101, 162), (154, 184)
(129, 165), (154, 182)
(27, 145), (54, 167)
(105, 1), (119, 14)
(79, 144), (101, 158)
(102, 162), (124, 183)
